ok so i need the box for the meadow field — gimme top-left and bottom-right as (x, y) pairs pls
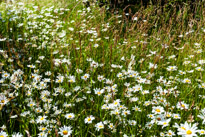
(0, 0), (204, 136)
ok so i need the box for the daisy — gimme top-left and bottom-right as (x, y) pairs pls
(97, 75), (105, 81)
(0, 94), (9, 105)
(81, 74), (90, 81)
(113, 99), (121, 107)
(167, 66), (178, 71)
(84, 115), (95, 124)
(117, 73), (123, 78)
(198, 83), (205, 89)
(173, 113), (181, 119)
(122, 110), (131, 116)
(94, 88), (104, 96)
(132, 84), (142, 92)
(132, 106), (141, 112)
(2, 72), (10, 79)
(108, 123), (115, 129)
(65, 113), (75, 120)
(145, 122), (153, 129)
(141, 90), (149, 95)
(166, 130), (175, 136)
(128, 120), (137, 126)
(160, 132), (165, 136)
(177, 101), (189, 110)
(68, 75), (75, 83)
(149, 63), (157, 69)
(0, 131), (8, 137)
(111, 109), (120, 115)
(76, 69), (83, 74)
(95, 122), (104, 131)
(155, 114), (165, 122)
(152, 106), (165, 115)
(182, 78), (191, 84)
(179, 70), (186, 75)
(198, 129), (205, 135)
(38, 132), (48, 137)
(195, 67), (204, 71)
(159, 118), (171, 128)
(177, 122), (198, 137)
(93, 43), (99, 48)
(58, 126), (72, 137)
(56, 75), (64, 83)
(27, 64), (35, 68)
(36, 115), (47, 124)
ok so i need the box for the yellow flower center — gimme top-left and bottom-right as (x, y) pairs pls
(1, 100), (5, 103)
(186, 130), (192, 135)
(181, 104), (185, 107)
(99, 125), (103, 128)
(168, 133), (172, 135)
(87, 118), (91, 121)
(156, 109), (161, 112)
(42, 127), (46, 131)
(63, 130), (68, 135)
(40, 117), (44, 121)
(185, 80), (190, 83)
(68, 115), (72, 118)
(163, 122), (167, 125)
(0, 135), (4, 137)
(201, 131), (204, 133)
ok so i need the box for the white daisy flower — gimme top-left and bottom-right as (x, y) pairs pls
(84, 115), (95, 124)
(58, 126), (72, 137)
(177, 122), (198, 137)
(0, 131), (8, 137)
(36, 115), (47, 124)
(95, 122), (104, 131)
(65, 113), (75, 120)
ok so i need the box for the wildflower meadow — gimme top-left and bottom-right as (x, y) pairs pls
(0, 0), (204, 136)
